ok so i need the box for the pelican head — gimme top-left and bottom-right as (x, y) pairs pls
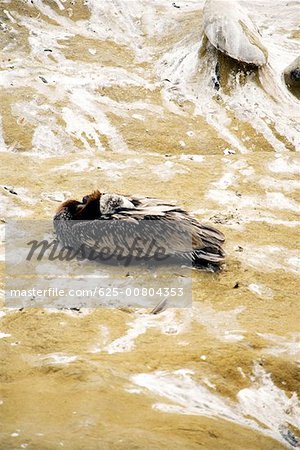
(55, 190), (101, 220)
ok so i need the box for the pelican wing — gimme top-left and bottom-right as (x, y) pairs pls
(71, 215), (194, 259)
(70, 199), (224, 262)
(125, 195), (177, 209)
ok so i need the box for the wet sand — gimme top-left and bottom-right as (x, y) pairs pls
(0, 1), (299, 449)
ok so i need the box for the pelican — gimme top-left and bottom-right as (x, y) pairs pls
(54, 190), (225, 268)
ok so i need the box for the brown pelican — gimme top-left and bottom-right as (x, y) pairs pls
(54, 190), (225, 268)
